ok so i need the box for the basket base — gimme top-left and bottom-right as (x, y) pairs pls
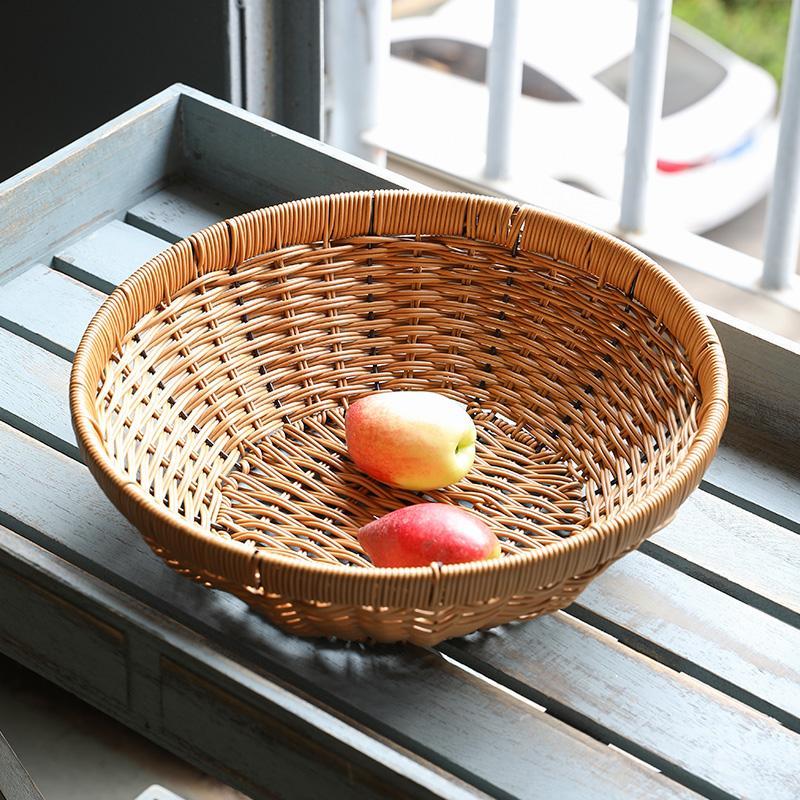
(234, 559), (614, 646)
(142, 495), (622, 645)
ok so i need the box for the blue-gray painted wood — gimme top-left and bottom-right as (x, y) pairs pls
(252, 0), (324, 139)
(709, 315), (800, 442)
(0, 264), (105, 360)
(0, 423), (694, 800)
(646, 488), (800, 620)
(2, 326), (797, 732)
(0, 527), (485, 800)
(180, 93), (409, 208)
(0, 329), (78, 460)
(574, 550), (800, 726)
(52, 220), (169, 293)
(444, 610), (800, 800)
(11, 316), (798, 630)
(1, 80), (799, 799)
(0, 86), (182, 278)
(0, 556), (128, 713)
(703, 421), (800, 534)
(0, 729), (45, 800)
(158, 657), (423, 800)
(125, 181), (247, 242)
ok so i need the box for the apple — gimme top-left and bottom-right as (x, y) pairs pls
(345, 391), (476, 491)
(358, 503), (500, 567)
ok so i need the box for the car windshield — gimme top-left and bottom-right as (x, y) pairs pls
(594, 32), (727, 115)
(391, 37), (577, 102)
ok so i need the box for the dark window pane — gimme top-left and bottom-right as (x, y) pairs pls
(663, 33), (727, 114)
(594, 55), (630, 103)
(391, 38), (576, 101)
(522, 64), (576, 102)
(391, 38), (487, 82)
(594, 32), (728, 116)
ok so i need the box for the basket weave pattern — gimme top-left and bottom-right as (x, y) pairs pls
(71, 191), (727, 644)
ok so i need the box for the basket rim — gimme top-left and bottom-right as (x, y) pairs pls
(70, 189), (728, 608)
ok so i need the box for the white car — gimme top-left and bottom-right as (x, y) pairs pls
(373, 0), (778, 232)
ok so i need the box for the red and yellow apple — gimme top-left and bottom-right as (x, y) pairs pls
(345, 391), (476, 491)
(358, 503), (500, 567)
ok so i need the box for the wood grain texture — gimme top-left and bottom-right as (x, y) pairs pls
(444, 610), (800, 800)
(0, 86), (181, 278)
(0, 560), (128, 711)
(703, 421), (800, 534)
(1, 80), (797, 798)
(0, 729), (45, 800)
(0, 329), (78, 459)
(160, 658), (433, 800)
(180, 93), (406, 208)
(574, 550), (800, 725)
(125, 181), (246, 242)
(0, 424), (693, 800)
(3, 335), (797, 727)
(646, 489), (800, 621)
(0, 263), (104, 359)
(12, 317), (796, 615)
(0, 528), (486, 800)
(52, 219), (169, 293)
(710, 313), (800, 441)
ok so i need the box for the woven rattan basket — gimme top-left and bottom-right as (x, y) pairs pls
(71, 190), (727, 645)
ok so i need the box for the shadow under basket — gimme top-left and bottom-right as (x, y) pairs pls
(70, 190), (728, 645)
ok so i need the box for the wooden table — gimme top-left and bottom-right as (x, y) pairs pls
(1, 84), (798, 800)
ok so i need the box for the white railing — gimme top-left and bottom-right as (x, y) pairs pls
(325, 0), (800, 297)
(324, 0), (391, 165)
(763, 0), (800, 290)
(618, 0), (672, 233)
(484, 0), (523, 181)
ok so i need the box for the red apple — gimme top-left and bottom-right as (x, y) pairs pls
(345, 391), (476, 491)
(358, 503), (500, 567)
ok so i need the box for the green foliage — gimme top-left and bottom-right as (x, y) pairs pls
(672, 0), (791, 84)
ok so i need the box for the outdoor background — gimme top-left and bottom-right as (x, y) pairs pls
(392, 0), (794, 268)
(673, 0), (791, 259)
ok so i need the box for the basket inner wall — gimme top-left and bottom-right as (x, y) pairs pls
(96, 234), (700, 567)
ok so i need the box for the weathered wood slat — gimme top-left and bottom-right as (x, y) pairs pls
(3, 333), (798, 728)
(0, 527), (485, 800)
(0, 328), (78, 459)
(52, 219), (169, 293)
(0, 729), (45, 800)
(0, 264), (104, 359)
(0, 559), (128, 713)
(709, 313), (800, 442)
(703, 421), (800, 534)
(574, 551), (800, 726)
(2, 81), (798, 799)
(159, 656), (428, 800)
(125, 182), (247, 242)
(181, 93), (405, 209)
(0, 425), (687, 800)
(443, 611), (800, 800)
(0, 86), (181, 278)
(645, 489), (800, 622)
